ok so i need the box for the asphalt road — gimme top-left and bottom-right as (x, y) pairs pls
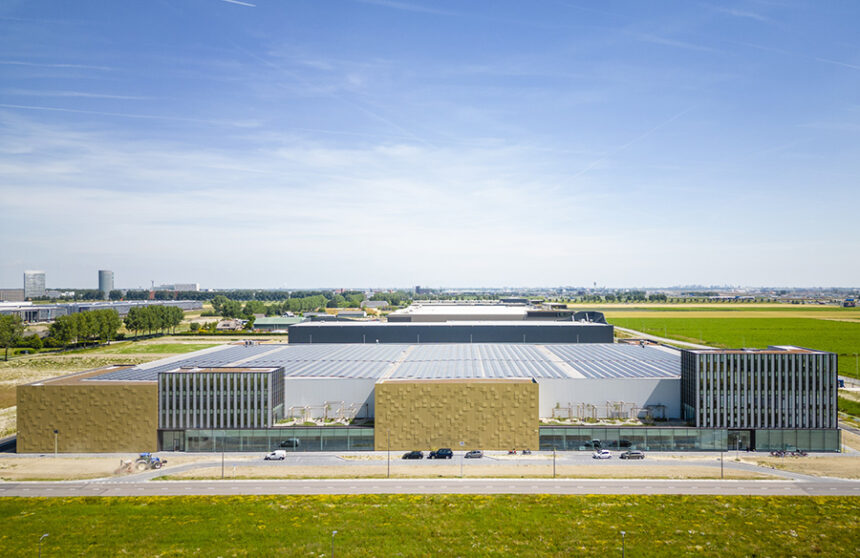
(2, 478), (859, 497)
(613, 326), (710, 348)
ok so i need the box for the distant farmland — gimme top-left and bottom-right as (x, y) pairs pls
(610, 316), (860, 378)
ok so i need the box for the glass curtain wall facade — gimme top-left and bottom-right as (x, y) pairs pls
(681, 349), (838, 429)
(159, 427), (374, 452)
(158, 367), (285, 430)
(158, 426), (839, 452)
(537, 426), (839, 452)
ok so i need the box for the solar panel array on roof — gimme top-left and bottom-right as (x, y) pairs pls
(89, 342), (680, 382)
(544, 344), (680, 379)
(241, 344), (407, 379)
(393, 343), (568, 379)
(91, 343), (284, 382)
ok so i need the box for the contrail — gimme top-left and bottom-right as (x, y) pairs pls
(0, 103), (236, 126)
(221, 0), (256, 6)
(0, 60), (112, 71)
(570, 106), (695, 179)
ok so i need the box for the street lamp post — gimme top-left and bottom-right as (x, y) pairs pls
(720, 451), (724, 479)
(221, 438), (225, 480)
(553, 447), (556, 479)
(331, 530), (337, 558)
(53, 429), (58, 458)
(39, 533), (49, 558)
(620, 531), (626, 558)
(387, 431), (390, 479)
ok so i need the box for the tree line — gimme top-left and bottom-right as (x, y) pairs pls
(208, 291), (377, 319)
(124, 305), (184, 336)
(47, 309), (123, 348)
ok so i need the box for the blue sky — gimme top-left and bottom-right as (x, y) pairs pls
(1, 0), (858, 289)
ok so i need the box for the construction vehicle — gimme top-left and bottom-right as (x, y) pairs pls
(134, 452), (167, 471)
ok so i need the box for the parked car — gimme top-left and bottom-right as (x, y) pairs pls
(619, 450), (645, 460)
(279, 438), (300, 448)
(264, 450), (287, 461)
(592, 449), (611, 459)
(402, 451), (424, 460)
(464, 450), (483, 459)
(429, 448), (453, 459)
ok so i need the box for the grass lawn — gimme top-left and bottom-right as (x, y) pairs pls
(0, 495), (856, 556)
(101, 343), (221, 354)
(838, 396), (860, 417)
(610, 316), (860, 378)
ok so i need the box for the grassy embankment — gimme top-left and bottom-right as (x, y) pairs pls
(605, 307), (860, 379)
(0, 495), (857, 556)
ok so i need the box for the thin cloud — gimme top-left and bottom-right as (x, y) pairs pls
(0, 60), (113, 71)
(220, 0), (256, 7)
(3, 89), (152, 101)
(570, 106), (696, 179)
(0, 103), (239, 126)
(732, 41), (860, 71)
(709, 5), (771, 23)
(357, 0), (456, 16)
(634, 34), (722, 54)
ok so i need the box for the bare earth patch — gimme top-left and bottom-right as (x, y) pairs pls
(741, 455), (860, 479)
(0, 455), (257, 481)
(163, 463), (775, 480)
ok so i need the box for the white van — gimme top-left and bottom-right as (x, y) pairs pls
(264, 450), (287, 460)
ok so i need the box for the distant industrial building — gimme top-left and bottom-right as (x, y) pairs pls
(98, 270), (114, 300)
(23, 270), (46, 299)
(360, 300), (389, 310)
(253, 316), (304, 332)
(0, 289), (25, 302)
(0, 300), (203, 323)
(154, 283), (200, 292)
(287, 321), (613, 344)
(387, 302), (581, 322)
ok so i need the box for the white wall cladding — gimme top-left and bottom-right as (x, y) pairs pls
(538, 378), (680, 419)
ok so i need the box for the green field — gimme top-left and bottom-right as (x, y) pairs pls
(101, 343), (221, 354)
(611, 317), (860, 379)
(839, 397), (860, 417)
(0, 495), (857, 556)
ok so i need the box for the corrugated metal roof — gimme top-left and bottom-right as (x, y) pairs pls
(89, 342), (679, 382)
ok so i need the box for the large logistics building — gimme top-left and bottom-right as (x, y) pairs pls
(386, 301), (582, 322)
(287, 320), (613, 344)
(17, 339), (840, 454)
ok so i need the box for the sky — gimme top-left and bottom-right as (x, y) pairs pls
(0, 0), (858, 290)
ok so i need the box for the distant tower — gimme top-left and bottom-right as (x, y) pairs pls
(23, 270), (46, 299)
(98, 270), (114, 300)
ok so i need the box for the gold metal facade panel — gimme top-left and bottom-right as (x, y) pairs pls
(374, 381), (538, 451)
(16, 383), (158, 453)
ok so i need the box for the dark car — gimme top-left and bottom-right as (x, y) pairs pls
(402, 451), (424, 460)
(429, 448), (453, 459)
(464, 450), (483, 459)
(619, 450), (645, 460)
(279, 438), (300, 449)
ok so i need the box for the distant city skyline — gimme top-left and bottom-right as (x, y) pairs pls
(1, 1), (858, 288)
